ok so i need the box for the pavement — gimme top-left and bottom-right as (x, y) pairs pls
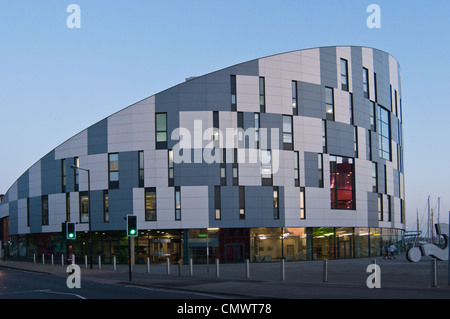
(1, 254), (449, 299)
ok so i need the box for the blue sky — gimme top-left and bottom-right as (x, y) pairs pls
(0, 1), (449, 233)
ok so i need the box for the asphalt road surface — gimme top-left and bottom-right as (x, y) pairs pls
(0, 267), (223, 299)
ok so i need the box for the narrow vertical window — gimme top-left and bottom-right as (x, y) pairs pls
(168, 150), (174, 186)
(374, 72), (378, 102)
(65, 193), (70, 222)
(322, 120), (327, 153)
(273, 186), (279, 220)
(239, 186), (245, 220)
(237, 112), (244, 148)
(370, 102), (376, 131)
(213, 111), (219, 148)
(79, 191), (89, 223)
(61, 159), (66, 193)
(294, 151), (300, 187)
(329, 156), (355, 210)
(41, 195), (49, 226)
(74, 157), (79, 191)
(283, 115), (293, 150)
(292, 80), (298, 115)
(27, 198), (30, 227)
(349, 92), (354, 125)
(384, 164), (387, 194)
(363, 67), (369, 98)
(155, 113), (167, 149)
(387, 195), (392, 221)
(368, 130), (373, 161)
(261, 149), (272, 186)
(232, 149), (239, 186)
(318, 153), (324, 188)
(254, 113), (260, 149)
(259, 77), (266, 113)
(230, 75), (237, 111)
(378, 194), (383, 221)
(138, 151), (144, 188)
(340, 58), (349, 91)
(372, 162), (378, 193)
(220, 150), (226, 186)
(103, 190), (109, 222)
(400, 199), (405, 224)
(300, 187), (306, 219)
(378, 106), (391, 160)
(108, 153), (119, 189)
(325, 87), (334, 121)
(394, 90), (398, 117)
(214, 186), (221, 220)
(175, 186), (181, 221)
(145, 187), (157, 221)
(354, 126), (358, 157)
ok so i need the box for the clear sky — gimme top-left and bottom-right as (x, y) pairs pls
(0, 0), (449, 234)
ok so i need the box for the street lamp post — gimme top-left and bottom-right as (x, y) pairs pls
(70, 165), (93, 269)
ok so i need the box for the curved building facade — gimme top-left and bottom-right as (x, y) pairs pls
(0, 46), (405, 263)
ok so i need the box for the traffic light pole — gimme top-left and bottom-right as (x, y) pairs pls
(128, 236), (132, 282)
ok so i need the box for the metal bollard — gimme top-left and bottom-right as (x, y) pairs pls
(216, 259), (220, 278)
(166, 257), (170, 275)
(146, 257), (150, 274)
(85, 255), (88, 268)
(245, 259), (250, 280)
(61, 254), (64, 267)
(51, 254), (54, 265)
(98, 256), (102, 270)
(113, 256), (117, 271)
(431, 259), (438, 287)
(189, 258), (194, 277)
(33, 254), (36, 264)
(323, 259), (328, 283)
(42, 253), (45, 264)
(281, 258), (285, 281)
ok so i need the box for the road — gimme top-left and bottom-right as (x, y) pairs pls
(0, 267), (224, 299)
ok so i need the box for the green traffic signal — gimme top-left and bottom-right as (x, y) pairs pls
(127, 215), (137, 237)
(66, 222), (76, 240)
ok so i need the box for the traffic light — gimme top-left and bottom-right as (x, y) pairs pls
(66, 222), (76, 240)
(126, 215), (137, 237)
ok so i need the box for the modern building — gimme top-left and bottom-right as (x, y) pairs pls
(0, 46), (405, 264)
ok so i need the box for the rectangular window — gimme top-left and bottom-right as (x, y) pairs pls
(273, 186), (279, 219)
(214, 186), (221, 220)
(168, 150), (174, 186)
(294, 151), (300, 187)
(79, 191), (89, 223)
(378, 106), (391, 160)
(231, 75), (237, 111)
(61, 159), (66, 193)
(363, 67), (369, 98)
(325, 87), (334, 121)
(292, 80), (298, 115)
(387, 195), (392, 221)
(368, 130), (373, 160)
(220, 150), (226, 186)
(232, 149), (239, 186)
(237, 112), (244, 148)
(318, 153), (324, 188)
(239, 186), (245, 220)
(138, 151), (144, 188)
(370, 102), (376, 131)
(259, 77), (266, 113)
(261, 149), (272, 186)
(322, 120), (327, 153)
(66, 193), (70, 222)
(384, 164), (387, 194)
(340, 58), (349, 91)
(41, 195), (49, 226)
(155, 113), (167, 149)
(300, 187), (306, 219)
(349, 92), (354, 125)
(145, 187), (157, 221)
(378, 194), (383, 221)
(400, 199), (405, 224)
(74, 157), (79, 191)
(283, 115), (293, 150)
(103, 190), (109, 222)
(374, 72), (378, 102)
(395, 90), (398, 117)
(372, 162), (378, 193)
(213, 111), (219, 148)
(254, 113), (260, 149)
(329, 156), (355, 210)
(354, 126), (358, 157)
(108, 153), (119, 189)
(175, 186), (181, 221)
(27, 198), (30, 227)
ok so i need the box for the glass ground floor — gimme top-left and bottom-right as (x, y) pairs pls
(5, 227), (404, 264)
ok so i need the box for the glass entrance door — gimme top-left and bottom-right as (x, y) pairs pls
(225, 243), (244, 263)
